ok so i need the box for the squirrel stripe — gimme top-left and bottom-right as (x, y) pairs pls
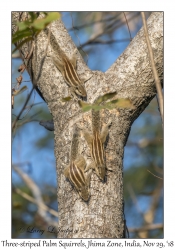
(64, 57), (80, 87)
(69, 161), (86, 189)
(91, 132), (104, 167)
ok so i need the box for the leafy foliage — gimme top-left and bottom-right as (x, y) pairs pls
(78, 92), (135, 112)
(12, 12), (60, 53)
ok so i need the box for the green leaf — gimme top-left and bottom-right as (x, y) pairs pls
(103, 103), (115, 110)
(82, 105), (93, 112)
(17, 21), (31, 31)
(91, 104), (104, 111)
(78, 100), (92, 112)
(12, 29), (33, 43)
(12, 37), (33, 53)
(95, 92), (117, 104)
(32, 12), (60, 30)
(61, 96), (72, 102)
(12, 12), (60, 46)
(28, 12), (37, 22)
(109, 98), (135, 109)
(78, 97), (135, 113)
(78, 102), (104, 112)
(13, 86), (28, 96)
(45, 12), (61, 22)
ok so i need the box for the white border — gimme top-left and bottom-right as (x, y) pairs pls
(1, 1), (174, 247)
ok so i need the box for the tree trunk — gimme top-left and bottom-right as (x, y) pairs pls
(12, 12), (163, 238)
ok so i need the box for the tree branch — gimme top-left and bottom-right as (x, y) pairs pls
(12, 86), (35, 132)
(12, 28), (50, 133)
(13, 165), (58, 227)
(13, 186), (58, 218)
(78, 13), (140, 49)
(129, 223), (163, 233)
(147, 169), (163, 180)
(141, 12), (163, 125)
(82, 38), (131, 46)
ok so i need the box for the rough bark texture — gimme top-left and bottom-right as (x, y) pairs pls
(12, 12), (163, 238)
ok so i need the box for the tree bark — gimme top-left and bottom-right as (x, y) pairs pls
(12, 12), (163, 238)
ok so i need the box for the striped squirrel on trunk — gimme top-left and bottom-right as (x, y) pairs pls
(82, 108), (112, 181)
(48, 29), (90, 98)
(64, 126), (92, 201)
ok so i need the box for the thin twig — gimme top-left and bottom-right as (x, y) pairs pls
(127, 183), (143, 216)
(13, 165), (58, 226)
(123, 12), (132, 41)
(78, 16), (121, 49)
(12, 52), (21, 59)
(141, 12), (163, 125)
(156, 94), (161, 115)
(147, 169), (163, 180)
(78, 12), (140, 49)
(12, 86), (35, 132)
(16, 119), (39, 129)
(12, 80), (31, 85)
(68, 14), (120, 31)
(14, 186), (58, 218)
(129, 223), (163, 233)
(24, 101), (44, 109)
(69, 12), (89, 65)
(12, 28), (50, 132)
(20, 87), (36, 120)
(25, 41), (34, 68)
(83, 38), (131, 46)
(15, 111), (42, 129)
